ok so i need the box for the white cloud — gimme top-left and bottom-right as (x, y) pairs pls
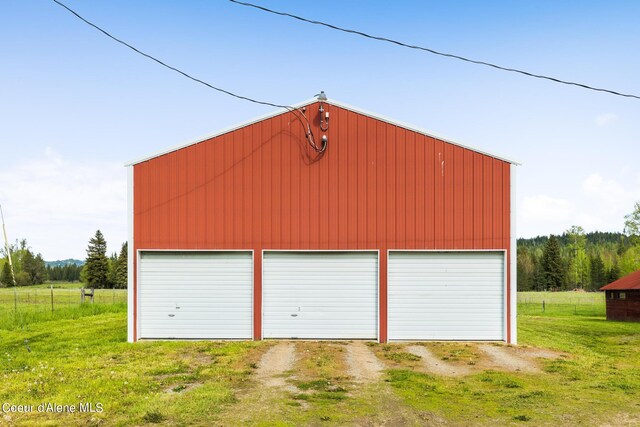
(519, 173), (640, 238)
(522, 195), (574, 223)
(582, 173), (639, 214)
(595, 113), (617, 127)
(0, 148), (126, 260)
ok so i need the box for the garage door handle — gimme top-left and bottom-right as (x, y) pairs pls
(168, 314), (175, 317)
(290, 314), (298, 317)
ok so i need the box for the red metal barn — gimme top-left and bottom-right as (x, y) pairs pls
(600, 270), (640, 322)
(126, 96), (519, 343)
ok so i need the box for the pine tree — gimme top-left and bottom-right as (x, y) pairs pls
(84, 230), (109, 288)
(33, 254), (48, 284)
(115, 242), (128, 289)
(107, 252), (118, 288)
(21, 250), (36, 286)
(607, 262), (621, 283)
(540, 235), (565, 291)
(1, 261), (15, 287)
(589, 255), (607, 290)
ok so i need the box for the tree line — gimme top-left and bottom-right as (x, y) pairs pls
(518, 203), (640, 291)
(0, 239), (48, 287)
(0, 230), (127, 289)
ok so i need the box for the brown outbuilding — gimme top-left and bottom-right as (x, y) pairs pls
(600, 270), (640, 322)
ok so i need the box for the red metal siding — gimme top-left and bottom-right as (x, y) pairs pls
(133, 102), (512, 341)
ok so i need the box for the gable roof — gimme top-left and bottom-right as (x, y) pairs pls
(600, 270), (640, 290)
(125, 97), (520, 166)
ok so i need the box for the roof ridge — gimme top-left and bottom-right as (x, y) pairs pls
(125, 98), (520, 166)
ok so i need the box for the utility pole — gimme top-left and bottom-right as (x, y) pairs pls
(1, 204), (18, 312)
(1, 205), (17, 285)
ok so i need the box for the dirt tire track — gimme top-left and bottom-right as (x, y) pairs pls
(255, 342), (297, 389)
(407, 345), (472, 377)
(345, 341), (384, 382)
(478, 344), (540, 373)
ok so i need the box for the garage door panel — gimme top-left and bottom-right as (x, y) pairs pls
(263, 252), (378, 339)
(389, 251), (504, 341)
(139, 251), (252, 339)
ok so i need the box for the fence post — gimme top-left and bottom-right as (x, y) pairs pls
(50, 285), (54, 313)
(542, 300), (545, 313)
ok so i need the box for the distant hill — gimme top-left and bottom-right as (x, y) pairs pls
(45, 259), (84, 267)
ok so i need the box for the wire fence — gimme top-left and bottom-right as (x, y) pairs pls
(0, 286), (127, 308)
(0, 285), (127, 329)
(517, 291), (606, 317)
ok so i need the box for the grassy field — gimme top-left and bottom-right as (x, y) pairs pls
(0, 285), (126, 330)
(518, 291), (605, 317)
(0, 290), (638, 426)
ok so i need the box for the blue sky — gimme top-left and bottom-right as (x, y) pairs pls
(1, 1), (639, 259)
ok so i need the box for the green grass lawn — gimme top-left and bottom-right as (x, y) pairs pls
(0, 291), (638, 426)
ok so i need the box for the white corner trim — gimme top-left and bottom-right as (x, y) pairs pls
(510, 163), (518, 344)
(124, 97), (520, 167)
(127, 165), (135, 343)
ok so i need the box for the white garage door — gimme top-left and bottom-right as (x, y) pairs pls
(263, 252), (378, 339)
(388, 251), (504, 340)
(139, 251), (252, 339)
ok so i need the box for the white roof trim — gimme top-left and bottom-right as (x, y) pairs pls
(125, 97), (520, 166)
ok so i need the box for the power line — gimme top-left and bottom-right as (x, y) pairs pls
(50, 0), (327, 153)
(229, 0), (640, 101)
(52, 0), (290, 109)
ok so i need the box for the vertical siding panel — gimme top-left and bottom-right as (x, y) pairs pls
(357, 114), (368, 249)
(262, 120), (273, 247)
(223, 134), (234, 247)
(252, 122), (263, 247)
(473, 153), (484, 248)
(180, 150), (189, 247)
(453, 147), (464, 248)
(367, 119), (377, 248)
(337, 108), (349, 249)
(205, 139), (214, 245)
(310, 121), (321, 250)
(396, 127), (406, 247)
(434, 138), (444, 247)
(233, 127), (244, 247)
(386, 125), (396, 248)
(318, 115), (329, 249)
(281, 115), (291, 247)
(406, 131), (416, 249)
(463, 150), (474, 249)
(328, 105), (339, 247)
(192, 144), (204, 248)
(347, 111), (358, 247)
(300, 114), (311, 249)
(164, 156), (173, 247)
(376, 121), (387, 249)
(483, 156), (493, 249)
(272, 117), (282, 248)
(415, 135), (426, 247)
(289, 112), (300, 249)
(212, 135), (225, 247)
(492, 160), (503, 249)
(443, 143), (454, 248)
(241, 127), (253, 249)
(425, 137), (435, 248)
